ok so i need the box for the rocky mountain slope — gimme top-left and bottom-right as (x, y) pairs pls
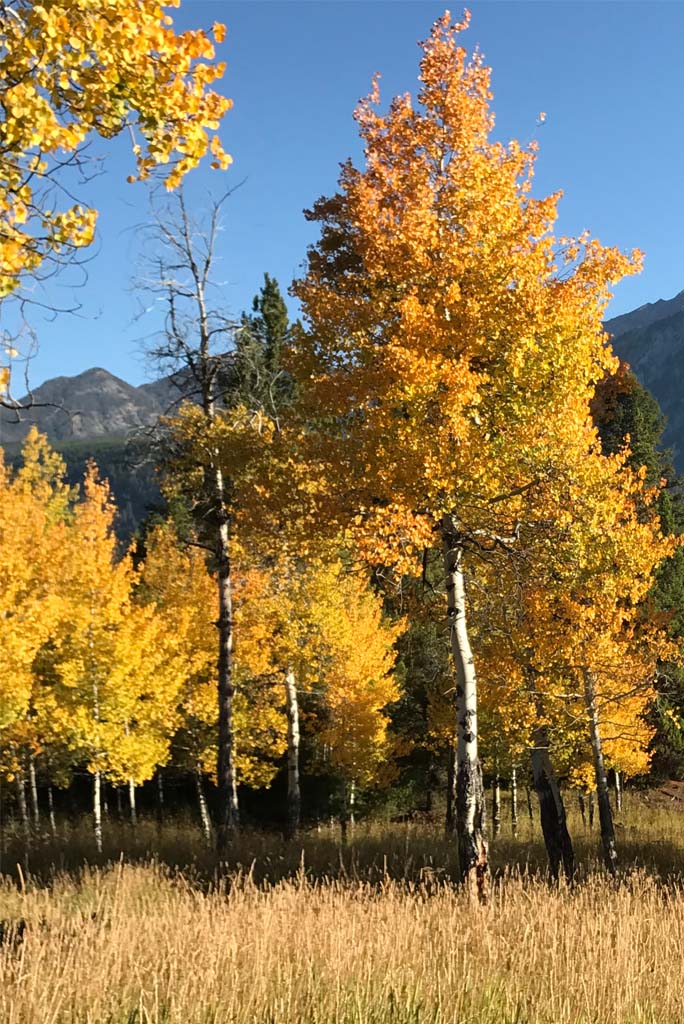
(606, 291), (684, 469)
(3, 290), (684, 533)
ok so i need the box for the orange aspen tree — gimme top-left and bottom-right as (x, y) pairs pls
(0, 0), (230, 395)
(291, 11), (639, 893)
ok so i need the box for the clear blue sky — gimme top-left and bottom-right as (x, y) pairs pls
(15, 0), (684, 388)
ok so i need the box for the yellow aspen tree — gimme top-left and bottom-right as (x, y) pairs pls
(140, 524), (288, 804)
(41, 465), (183, 849)
(0, 429), (71, 728)
(291, 11), (639, 892)
(0, 0), (230, 396)
(303, 565), (403, 836)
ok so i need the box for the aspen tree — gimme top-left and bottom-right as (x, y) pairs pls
(292, 11), (638, 892)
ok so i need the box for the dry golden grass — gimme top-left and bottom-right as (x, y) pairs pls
(0, 791), (684, 1023)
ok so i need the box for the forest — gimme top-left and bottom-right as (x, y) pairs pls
(1, 2), (684, 1023)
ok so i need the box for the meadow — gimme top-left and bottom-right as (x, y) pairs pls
(1, 793), (684, 1024)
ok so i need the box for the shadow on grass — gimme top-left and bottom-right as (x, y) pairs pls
(0, 808), (683, 893)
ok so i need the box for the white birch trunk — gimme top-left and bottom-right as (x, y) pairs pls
(583, 668), (617, 875)
(510, 767), (518, 837)
(28, 757), (39, 827)
(284, 667), (301, 839)
(442, 516), (488, 898)
(492, 770), (501, 838)
(614, 769), (623, 814)
(156, 769), (165, 829)
(195, 770), (213, 844)
(215, 481), (238, 851)
(128, 778), (137, 827)
(93, 771), (103, 854)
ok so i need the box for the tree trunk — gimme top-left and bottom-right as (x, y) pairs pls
(116, 787), (123, 819)
(589, 790), (595, 830)
(340, 780), (350, 845)
(510, 767), (518, 837)
(578, 791), (587, 829)
(15, 773), (29, 842)
(492, 770), (501, 838)
(47, 784), (57, 837)
(28, 757), (39, 827)
(349, 779), (356, 834)
(284, 666), (301, 840)
(195, 770), (213, 844)
(443, 519), (488, 899)
(525, 785), (533, 823)
(156, 769), (165, 830)
(93, 771), (103, 854)
(530, 724), (574, 881)
(614, 769), (623, 814)
(445, 743), (456, 836)
(215, 488), (238, 853)
(583, 668), (617, 875)
(128, 778), (137, 827)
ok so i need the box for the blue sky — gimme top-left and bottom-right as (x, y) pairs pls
(12, 0), (684, 389)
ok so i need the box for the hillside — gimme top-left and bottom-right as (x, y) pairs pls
(0, 368), (169, 538)
(3, 289), (684, 534)
(606, 291), (684, 469)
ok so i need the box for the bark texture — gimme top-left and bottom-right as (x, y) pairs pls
(584, 668), (618, 875)
(127, 778), (137, 826)
(195, 770), (213, 844)
(93, 771), (103, 854)
(284, 667), (301, 839)
(28, 757), (39, 827)
(531, 725), (574, 881)
(215, 471), (239, 853)
(510, 767), (518, 836)
(492, 771), (501, 838)
(443, 518), (488, 899)
(445, 744), (456, 836)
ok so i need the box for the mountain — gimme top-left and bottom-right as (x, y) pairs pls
(606, 291), (684, 470)
(0, 368), (172, 538)
(4, 290), (684, 533)
(0, 367), (166, 445)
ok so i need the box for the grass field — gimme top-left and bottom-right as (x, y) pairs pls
(1, 791), (684, 1023)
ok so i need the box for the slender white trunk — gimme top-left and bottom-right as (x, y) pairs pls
(492, 770), (501, 838)
(285, 667), (301, 839)
(442, 517), (488, 899)
(195, 770), (213, 843)
(614, 769), (623, 813)
(583, 668), (617, 875)
(128, 778), (137, 827)
(349, 779), (356, 833)
(93, 771), (103, 854)
(28, 757), (39, 827)
(156, 769), (165, 829)
(215, 486), (238, 851)
(510, 767), (518, 837)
